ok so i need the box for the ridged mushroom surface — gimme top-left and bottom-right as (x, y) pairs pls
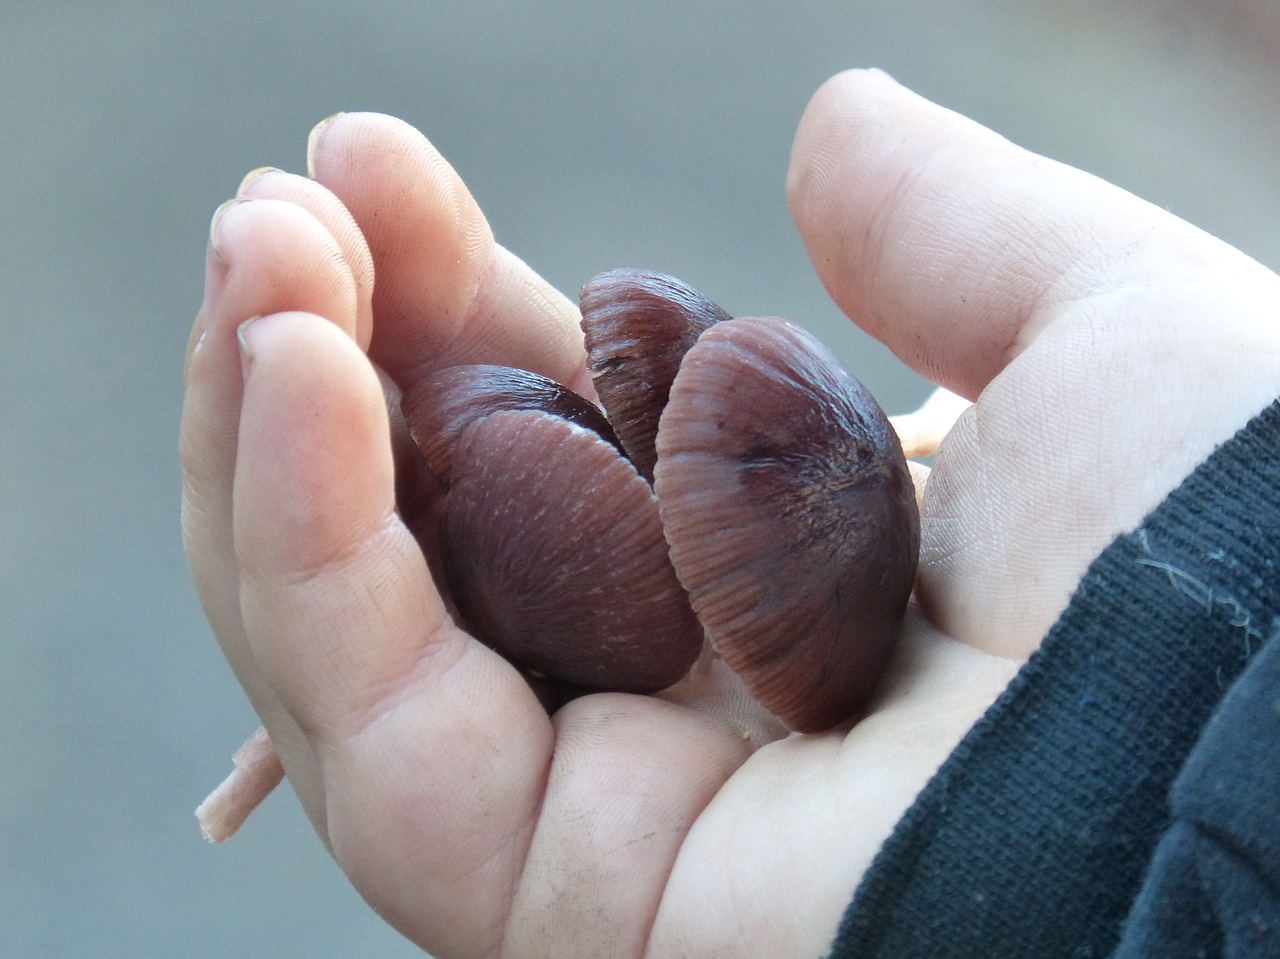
(654, 316), (920, 731)
(438, 408), (704, 691)
(580, 269), (730, 481)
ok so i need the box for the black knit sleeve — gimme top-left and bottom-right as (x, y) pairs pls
(1110, 613), (1280, 957)
(827, 399), (1280, 959)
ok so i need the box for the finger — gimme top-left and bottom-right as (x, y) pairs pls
(787, 69), (1277, 399)
(236, 167), (376, 348)
(234, 311), (436, 727)
(234, 311), (553, 954)
(181, 197), (362, 819)
(184, 198), (360, 686)
(306, 112), (593, 397)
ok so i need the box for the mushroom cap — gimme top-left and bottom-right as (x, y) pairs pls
(401, 364), (620, 489)
(580, 268), (730, 481)
(443, 408), (704, 692)
(654, 316), (920, 731)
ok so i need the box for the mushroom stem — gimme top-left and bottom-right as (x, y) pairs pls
(905, 461), (931, 512)
(195, 726), (284, 843)
(889, 387), (971, 458)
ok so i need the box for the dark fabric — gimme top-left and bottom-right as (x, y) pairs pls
(1112, 633), (1280, 959)
(827, 399), (1280, 959)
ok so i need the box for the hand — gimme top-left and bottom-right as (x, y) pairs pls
(181, 70), (1280, 958)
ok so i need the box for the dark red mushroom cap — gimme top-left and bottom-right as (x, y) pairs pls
(443, 409), (704, 691)
(580, 268), (731, 481)
(401, 364), (620, 489)
(654, 316), (920, 731)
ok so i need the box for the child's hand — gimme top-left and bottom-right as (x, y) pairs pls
(181, 70), (1280, 958)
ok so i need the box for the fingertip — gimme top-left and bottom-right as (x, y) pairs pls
(799, 66), (902, 121)
(237, 310), (377, 401)
(208, 196), (250, 267)
(307, 112), (495, 378)
(784, 71), (1062, 397)
(304, 111), (589, 397)
(785, 70), (933, 344)
(786, 68), (902, 201)
(786, 68), (983, 265)
(236, 166), (282, 195)
(234, 315), (259, 381)
(234, 168), (376, 349)
(206, 196), (362, 341)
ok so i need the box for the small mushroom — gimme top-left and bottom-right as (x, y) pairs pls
(574, 270), (919, 730)
(580, 269), (730, 481)
(400, 365), (703, 693)
(401, 363), (622, 488)
(653, 315), (919, 731)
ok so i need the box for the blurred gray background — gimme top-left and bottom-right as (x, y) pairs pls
(3, 1), (1279, 955)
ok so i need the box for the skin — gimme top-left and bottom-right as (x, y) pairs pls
(181, 70), (1280, 958)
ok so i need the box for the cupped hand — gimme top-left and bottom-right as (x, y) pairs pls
(181, 71), (1280, 958)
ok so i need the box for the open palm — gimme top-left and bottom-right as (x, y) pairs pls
(181, 71), (1280, 958)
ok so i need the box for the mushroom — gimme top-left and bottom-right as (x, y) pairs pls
(579, 268), (731, 481)
(399, 364), (704, 693)
(197, 268), (928, 840)
(401, 268), (920, 730)
(653, 311), (920, 731)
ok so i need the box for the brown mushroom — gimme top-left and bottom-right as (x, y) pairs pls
(574, 270), (919, 731)
(398, 270), (920, 727)
(652, 315), (920, 731)
(400, 365), (703, 693)
(400, 363), (622, 487)
(580, 269), (730, 481)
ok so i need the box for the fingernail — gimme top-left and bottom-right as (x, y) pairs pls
(237, 166), (281, 196)
(306, 112), (345, 178)
(209, 197), (249, 265)
(236, 316), (262, 380)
